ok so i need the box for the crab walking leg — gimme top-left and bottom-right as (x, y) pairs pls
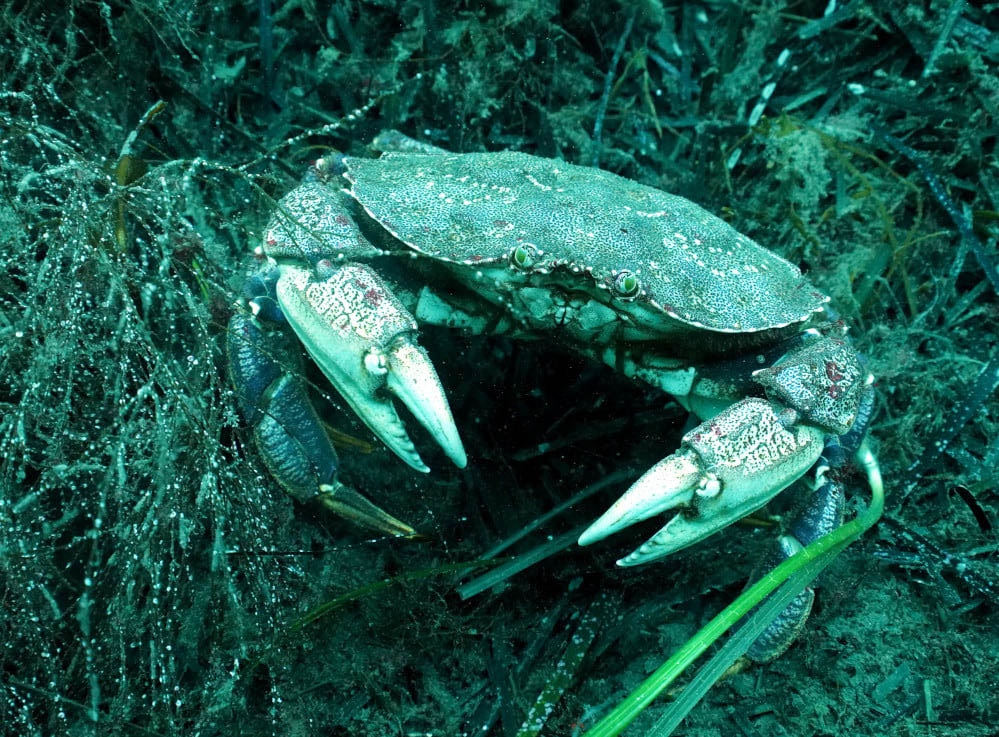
(740, 466), (845, 662)
(578, 398), (824, 563)
(275, 262), (467, 472)
(227, 312), (415, 537)
(742, 384), (875, 661)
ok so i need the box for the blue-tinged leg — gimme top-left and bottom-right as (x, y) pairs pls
(745, 384), (874, 662)
(742, 469), (845, 662)
(227, 310), (416, 538)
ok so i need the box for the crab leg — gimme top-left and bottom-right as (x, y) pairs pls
(275, 262), (467, 472)
(227, 311), (415, 537)
(578, 398), (824, 565)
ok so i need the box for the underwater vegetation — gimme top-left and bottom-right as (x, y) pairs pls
(1, 1), (997, 735)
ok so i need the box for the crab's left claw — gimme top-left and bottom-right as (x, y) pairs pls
(579, 398), (824, 565)
(275, 262), (467, 472)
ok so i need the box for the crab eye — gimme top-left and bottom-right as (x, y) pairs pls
(510, 243), (541, 270)
(613, 270), (640, 298)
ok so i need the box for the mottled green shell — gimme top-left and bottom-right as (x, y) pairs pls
(344, 151), (827, 332)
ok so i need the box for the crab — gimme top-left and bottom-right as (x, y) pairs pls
(228, 131), (875, 660)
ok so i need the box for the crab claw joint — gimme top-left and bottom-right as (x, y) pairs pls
(276, 262), (466, 473)
(579, 398), (824, 566)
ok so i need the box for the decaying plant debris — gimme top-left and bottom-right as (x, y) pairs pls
(1, 1), (996, 735)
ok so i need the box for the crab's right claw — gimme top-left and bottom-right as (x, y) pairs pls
(275, 262), (467, 473)
(579, 398), (825, 565)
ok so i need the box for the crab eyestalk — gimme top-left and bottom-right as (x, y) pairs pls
(275, 262), (467, 472)
(579, 398), (824, 565)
